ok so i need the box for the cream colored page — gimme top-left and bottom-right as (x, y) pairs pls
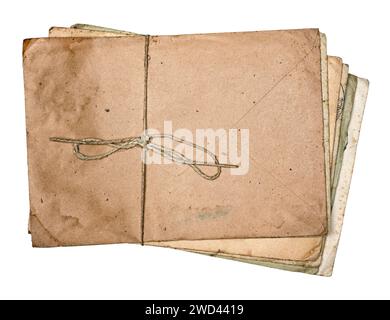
(48, 26), (331, 261)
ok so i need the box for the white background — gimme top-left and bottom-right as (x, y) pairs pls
(0, 0), (389, 300)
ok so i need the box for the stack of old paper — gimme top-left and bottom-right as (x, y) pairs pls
(23, 24), (369, 276)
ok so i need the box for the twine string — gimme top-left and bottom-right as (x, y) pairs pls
(49, 134), (238, 181)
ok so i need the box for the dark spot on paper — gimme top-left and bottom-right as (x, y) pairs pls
(196, 109), (199, 113)
(105, 108), (110, 113)
(252, 101), (256, 104)
(79, 96), (92, 111)
(40, 198), (43, 204)
(163, 227), (167, 232)
(61, 215), (81, 228)
(289, 168), (293, 171)
(241, 92), (245, 95)
(253, 74), (256, 77)
(106, 198), (109, 201)
(160, 61), (164, 64)
(249, 180), (252, 184)
(39, 82), (43, 86)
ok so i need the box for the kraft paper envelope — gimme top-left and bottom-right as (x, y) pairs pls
(48, 25), (331, 262)
(24, 28), (329, 247)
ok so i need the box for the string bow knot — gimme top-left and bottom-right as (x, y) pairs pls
(50, 134), (238, 181)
